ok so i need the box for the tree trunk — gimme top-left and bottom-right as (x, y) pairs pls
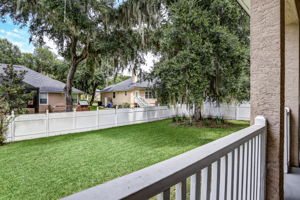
(89, 83), (98, 106)
(65, 60), (78, 111)
(194, 104), (202, 121)
(65, 37), (89, 111)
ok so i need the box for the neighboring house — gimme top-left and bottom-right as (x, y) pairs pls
(0, 64), (84, 113)
(95, 89), (101, 101)
(100, 74), (157, 107)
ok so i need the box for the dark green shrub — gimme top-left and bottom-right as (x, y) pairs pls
(122, 103), (130, 108)
(203, 119), (210, 126)
(215, 117), (225, 125)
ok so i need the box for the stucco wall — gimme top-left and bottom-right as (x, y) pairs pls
(101, 91), (134, 107)
(285, 23), (300, 167)
(101, 88), (157, 107)
(39, 93), (79, 113)
(250, 0), (285, 199)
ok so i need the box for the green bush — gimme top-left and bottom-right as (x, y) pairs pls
(203, 119), (211, 127)
(122, 103), (130, 108)
(215, 117), (225, 125)
(0, 103), (12, 145)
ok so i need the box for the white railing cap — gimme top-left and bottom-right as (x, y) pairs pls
(255, 115), (266, 126)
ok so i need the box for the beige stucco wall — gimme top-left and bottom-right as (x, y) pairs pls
(250, 0), (285, 199)
(101, 88), (157, 107)
(285, 23), (300, 167)
(39, 93), (79, 113)
(101, 91), (133, 107)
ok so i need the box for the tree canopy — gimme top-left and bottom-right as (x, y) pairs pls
(150, 0), (250, 119)
(0, 0), (167, 110)
(0, 64), (33, 114)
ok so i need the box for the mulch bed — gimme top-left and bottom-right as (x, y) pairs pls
(172, 119), (233, 128)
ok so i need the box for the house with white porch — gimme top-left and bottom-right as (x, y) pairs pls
(100, 74), (157, 108)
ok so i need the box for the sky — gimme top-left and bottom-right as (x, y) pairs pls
(0, 17), (35, 53)
(0, 15), (156, 75)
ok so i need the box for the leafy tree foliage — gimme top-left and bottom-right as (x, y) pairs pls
(151, 0), (250, 120)
(0, 0), (167, 110)
(74, 55), (115, 105)
(106, 75), (132, 86)
(0, 65), (33, 113)
(0, 39), (23, 65)
(0, 65), (33, 144)
(0, 101), (10, 145)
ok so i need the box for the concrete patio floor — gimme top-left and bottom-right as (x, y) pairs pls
(285, 167), (300, 200)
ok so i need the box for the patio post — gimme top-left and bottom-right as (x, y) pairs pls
(250, 0), (285, 199)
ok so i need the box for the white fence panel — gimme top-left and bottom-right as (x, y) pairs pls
(236, 103), (251, 121)
(76, 111), (98, 130)
(7, 106), (177, 142)
(202, 102), (250, 121)
(6, 103), (250, 143)
(48, 112), (74, 135)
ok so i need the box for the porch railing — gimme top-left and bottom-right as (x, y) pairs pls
(135, 96), (149, 107)
(61, 116), (267, 200)
(284, 107), (291, 173)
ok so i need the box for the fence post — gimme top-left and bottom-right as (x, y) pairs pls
(11, 111), (15, 142)
(96, 107), (99, 129)
(73, 108), (76, 129)
(115, 106), (118, 126)
(235, 105), (238, 120)
(133, 107), (136, 124)
(146, 107), (148, 122)
(46, 109), (49, 136)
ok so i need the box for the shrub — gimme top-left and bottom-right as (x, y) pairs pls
(0, 102), (12, 145)
(122, 103), (130, 108)
(215, 117), (225, 125)
(203, 119), (211, 127)
(172, 116), (180, 123)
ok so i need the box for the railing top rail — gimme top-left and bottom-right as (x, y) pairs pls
(61, 117), (266, 200)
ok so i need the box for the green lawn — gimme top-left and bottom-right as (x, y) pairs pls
(0, 119), (249, 200)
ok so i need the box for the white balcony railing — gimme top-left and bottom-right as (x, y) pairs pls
(61, 116), (267, 200)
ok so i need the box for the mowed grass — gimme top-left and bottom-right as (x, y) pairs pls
(0, 119), (249, 200)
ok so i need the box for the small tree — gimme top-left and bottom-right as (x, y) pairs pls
(0, 65), (33, 114)
(0, 101), (10, 145)
(0, 65), (33, 144)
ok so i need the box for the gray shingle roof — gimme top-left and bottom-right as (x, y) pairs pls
(0, 64), (83, 93)
(101, 78), (153, 92)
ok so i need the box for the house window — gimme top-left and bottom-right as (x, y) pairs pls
(113, 92), (116, 98)
(39, 93), (48, 105)
(125, 91), (127, 96)
(145, 90), (155, 99)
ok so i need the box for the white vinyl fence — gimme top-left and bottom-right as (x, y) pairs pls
(6, 106), (184, 142)
(201, 102), (250, 121)
(6, 103), (250, 143)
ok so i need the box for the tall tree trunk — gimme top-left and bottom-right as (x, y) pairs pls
(194, 104), (202, 121)
(65, 37), (89, 111)
(89, 83), (98, 106)
(65, 60), (78, 111)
